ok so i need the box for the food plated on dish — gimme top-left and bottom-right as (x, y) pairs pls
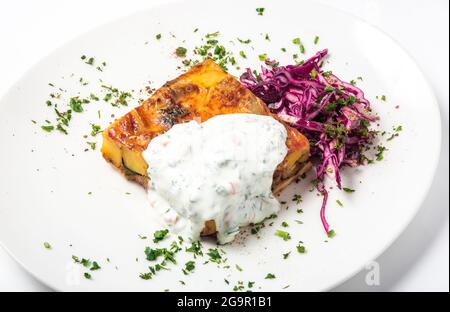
(102, 47), (378, 244)
(0, 0), (439, 292)
(101, 59), (311, 242)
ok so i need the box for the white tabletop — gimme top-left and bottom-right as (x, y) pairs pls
(0, 0), (448, 292)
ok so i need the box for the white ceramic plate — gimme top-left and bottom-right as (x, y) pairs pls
(0, 0), (441, 292)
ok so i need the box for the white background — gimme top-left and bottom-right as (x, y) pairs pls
(0, 0), (448, 292)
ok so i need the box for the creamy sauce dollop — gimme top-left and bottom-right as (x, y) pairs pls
(142, 114), (288, 244)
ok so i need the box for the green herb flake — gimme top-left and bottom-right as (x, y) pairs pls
(275, 230), (291, 241)
(343, 187), (355, 193)
(235, 264), (243, 272)
(239, 51), (247, 59)
(153, 229), (169, 243)
(256, 7), (265, 16)
(43, 242), (52, 249)
(281, 222), (289, 228)
(324, 85), (335, 92)
(283, 252), (291, 259)
(314, 35), (320, 45)
(140, 272), (152, 280)
(327, 229), (336, 238)
(336, 199), (344, 207)
(237, 38), (251, 44)
(265, 273), (276, 279)
(81, 258), (91, 267)
(207, 248), (222, 263)
(258, 54), (267, 61)
(90, 261), (101, 271)
(375, 144), (387, 161)
(90, 124), (101, 137)
(86, 142), (97, 150)
(41, 125), (55, 132)
(175, 47), (187, 57)
(292, 194), (302, 204)
(183, 261), (196, 275)
(156, 34), (161, 40)
(297, 244), (306, 254)
(84, 273), (92, 280)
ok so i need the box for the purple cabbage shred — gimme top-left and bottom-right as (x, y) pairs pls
(240, 49), (378, 234)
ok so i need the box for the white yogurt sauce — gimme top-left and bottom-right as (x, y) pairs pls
(143, 113), (288, 244)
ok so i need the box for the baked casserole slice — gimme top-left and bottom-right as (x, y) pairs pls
(101, 59), (311, 235)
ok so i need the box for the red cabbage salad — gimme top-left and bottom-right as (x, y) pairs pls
(240, 49), (379, 235)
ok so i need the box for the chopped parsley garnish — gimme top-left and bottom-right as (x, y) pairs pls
(314, 35), (320, 45)
(235, 264), (243, 272)
(248, 281), (255, 288)
(237, 38), (251, 44)
(86, 142), (97, 150)
(185, 240), (203, 257)
(265, 273), (276, 279)
(153, 229), (169, 243)
(327, 229), (336, 238)
(140, 273), (152, 280)
(175, 47), (187, 57)
(182, 261), (196, 275)
(90, 261), (101, 271)
(156, 34), (161, 40)
(375, 144), (387, 161)
(43, 242), (52, 249)
(81, 258), (91, 267)
(258, 54), (267, 61)
(265, 33), (270, 41)
(239, 51), (247, 59)
(324, 85), (335, 92)
(206, 248), (222, 263)
(90, 124), (101, 136)
(84, 273), (92, 279)
(256, 7), (265, 16)
(281, 222), (289, 228)
(81, 55), (94, 65)
(292, 194), (302, 204)
(144, 247), (164, 261)
(233, 281), (245, 292)
(380, 95), (387, 101)
(292, 37), (305, 54)
(336, 199), (344, 207)
(275, 230), (291, 241)
(69, 96), (90, 113)
(343, 187), (355, 193)
(101, 85), (132, 107)
(41, 125), (54, 132)
(281, 47), (287, 52)
(296, 243), (306, 254)
(283, 252), (291, 259)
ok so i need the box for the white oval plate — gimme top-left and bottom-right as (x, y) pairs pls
(0, 0), (441, 292)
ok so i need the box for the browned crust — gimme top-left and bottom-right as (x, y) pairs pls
(102, 59), (312, 238)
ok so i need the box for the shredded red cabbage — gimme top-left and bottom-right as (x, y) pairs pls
(240, 49), (378, 234)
